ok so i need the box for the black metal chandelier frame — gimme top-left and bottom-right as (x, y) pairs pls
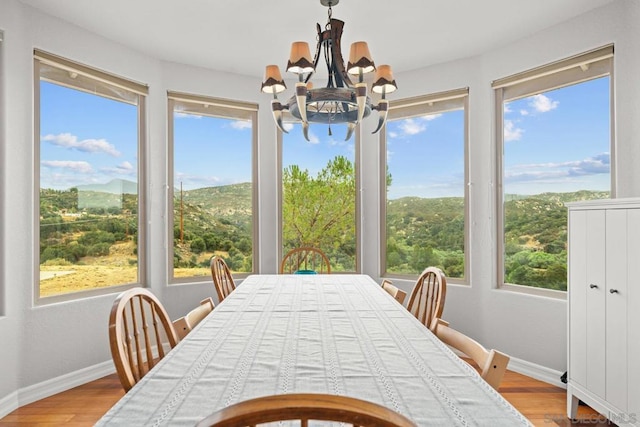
(261, 0), (397, 141)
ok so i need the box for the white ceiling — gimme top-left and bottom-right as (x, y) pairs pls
(20, 0), (615, 79)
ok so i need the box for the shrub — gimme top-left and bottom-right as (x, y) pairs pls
(78, 231), (116, 246)
(87, 242), (111, 256)
(190, 237), (206, 254)
(42, 257), (72, 266)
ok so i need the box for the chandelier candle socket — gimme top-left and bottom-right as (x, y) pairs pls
(260, 0), (397, 141)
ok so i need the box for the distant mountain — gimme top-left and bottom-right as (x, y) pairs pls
(75, 179), (137, 195)
(388, 196), (464, 212)
(505, 190), (609, 203)
(178, 183), (252, 216)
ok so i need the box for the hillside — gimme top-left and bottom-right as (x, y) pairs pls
(178, 182), (252, 216)
(76, 178), (138, 194)
(505, 190), (609, 204)
(385, 189), (609, 289)
(39, 180), (609, 295)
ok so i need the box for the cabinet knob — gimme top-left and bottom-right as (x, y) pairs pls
(609, 289), (619, 294)
(589, 284), (598, 289)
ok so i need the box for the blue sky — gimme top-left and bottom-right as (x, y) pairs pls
(40, 82), (138, 190)
(40, 76), (610, 197)
(282, 122), (354, 176)
(503, 77), (610, 195)
(173, 112), (252, 191)
(386, 110), (465, 199)
(386, 76), (610, 199)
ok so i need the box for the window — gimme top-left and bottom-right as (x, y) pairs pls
(168, 92), (257, 282)
(281, 122), (357, 272)
(494, 45), (613, 293)
(381, 89), (469, 281)
(35, 50), (147, 301)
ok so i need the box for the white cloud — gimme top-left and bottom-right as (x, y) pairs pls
(175, 172), (222, 188)
(283, 123), (294, 132)
(41, 160), (93, 173)
(529, 94), (559, 113)
(422, 113), (442, 121)
(391, 114), (441, 138)
(327, 136), (342, 146)
(119, 161), (134, 171)
(387, 173), (465, 199)
(306, 130), (320, 144)
(230, 120), (251, 130)
(520, 110), (529, 116)
(505, 153), (610, 184)
(504, 120), (524, 142)
(175, 111), (202, 119)
(398, 118), (427, 136)
(100, 161), (135, 175)
(504, 104), (513, 114)
(42, 133), (121, 157)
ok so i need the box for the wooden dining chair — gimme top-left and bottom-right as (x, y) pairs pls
(172, 297), (215, 340)
(381, 279), (407, 305)
(210, 256), (236, 302)
(196, 393), (417, 427)
(280, 247), (331, 274)
(108, 287), (179, 392)
(430, 318), (510, 390)
(406, 266), (447, 330)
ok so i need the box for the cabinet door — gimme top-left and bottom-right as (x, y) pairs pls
(627, 210), (640, 419)
(569, 210), (588, 387)
(605, 209), (628, 411)
(585, 210), (606, 399)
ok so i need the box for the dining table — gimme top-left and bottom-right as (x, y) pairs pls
(97, 274), (532, 426)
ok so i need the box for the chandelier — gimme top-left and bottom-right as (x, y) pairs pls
(260, 0), (397, 141)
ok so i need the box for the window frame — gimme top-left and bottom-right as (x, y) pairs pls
(167, 91), (259, 284)
(34, 49), (148, 305)
(379, 88), (470, 284)
(494, 44), (615, 298)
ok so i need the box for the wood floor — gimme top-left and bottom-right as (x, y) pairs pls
(0, 369), (612, 426)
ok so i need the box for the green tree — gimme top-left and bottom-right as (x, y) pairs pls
(410, 245), (440, 272)
(282, 156), (356, 269)
(190, 237), (205, 253)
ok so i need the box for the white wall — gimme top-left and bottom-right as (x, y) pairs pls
(0, 1), (26, 415)
(0, 0), (271, 410)
(360, 0), (640, 375)
(1, 0), (639, 417)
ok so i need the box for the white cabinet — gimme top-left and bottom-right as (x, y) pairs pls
(567, 199), (640, 426)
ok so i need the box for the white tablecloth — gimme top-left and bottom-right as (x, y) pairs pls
(98, 274), (531, 426)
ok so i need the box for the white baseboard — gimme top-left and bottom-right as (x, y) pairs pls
(448, 348), (566, 389)
(0, 391), (18, 421)
(18, 360), (115, 407)
(0, 361), (116, 419)
(507, 356), (566, 389)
